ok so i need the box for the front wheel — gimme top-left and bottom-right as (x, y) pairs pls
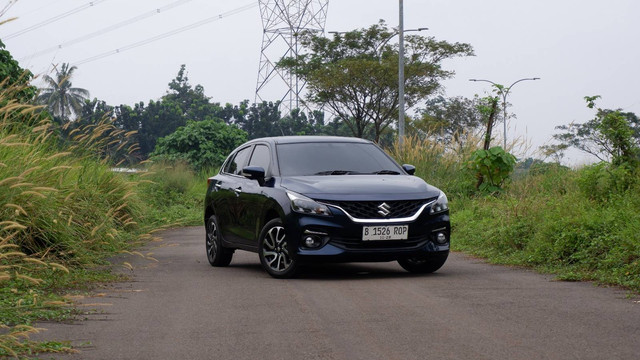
(206, 215), (233, 267)
(258, 218), (298, 278)
(398, 251), (449, 274)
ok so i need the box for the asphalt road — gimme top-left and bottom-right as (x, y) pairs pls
(35, 226), (640, 360)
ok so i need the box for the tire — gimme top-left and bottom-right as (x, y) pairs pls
(398, 251), (449, 274)
(258, 218), (298, 278)
(205, 215), (233, 267)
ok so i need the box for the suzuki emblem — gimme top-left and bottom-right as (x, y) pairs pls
(377, 202), (391, 217)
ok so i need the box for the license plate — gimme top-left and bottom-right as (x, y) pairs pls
(362, 225), (408, 241)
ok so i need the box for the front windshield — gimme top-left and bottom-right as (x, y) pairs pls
(276, 142), (403, 176)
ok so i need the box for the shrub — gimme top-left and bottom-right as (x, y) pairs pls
(151, 119), (247, 171)
(467, 146), (517, 192)
(577, 162), (637, 201)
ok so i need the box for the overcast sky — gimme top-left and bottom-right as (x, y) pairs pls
(2, 0), (639, 165)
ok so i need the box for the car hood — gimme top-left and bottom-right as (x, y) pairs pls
(280, 175), (441, 201)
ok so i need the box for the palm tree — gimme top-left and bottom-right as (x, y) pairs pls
(37, 63), (90, 121)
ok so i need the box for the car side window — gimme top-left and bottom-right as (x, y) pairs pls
(224, 146), (252, 175)
(248, 144), (271, 173)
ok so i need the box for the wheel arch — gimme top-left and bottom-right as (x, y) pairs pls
(256, 200), (286, 239)
(204, 205), (216, 225)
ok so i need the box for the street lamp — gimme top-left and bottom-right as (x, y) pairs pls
(469, 77), (540, 150)
(398, 0), (405, 146)
(398, 0), (428, 146)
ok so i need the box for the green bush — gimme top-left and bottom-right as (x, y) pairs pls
(467, 146), (517, 192)
(577, 162), (637, 201)
(151, 119), (247, 171)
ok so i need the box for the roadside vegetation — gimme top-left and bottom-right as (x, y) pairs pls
(0, 42), (207, 357)
(0, 86), (208, 357)
(390, 97), (640, 293)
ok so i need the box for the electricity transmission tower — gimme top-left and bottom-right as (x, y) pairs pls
(256, 0), (329, 115)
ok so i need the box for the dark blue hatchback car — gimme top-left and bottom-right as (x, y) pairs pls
(204, 136), (450, 278)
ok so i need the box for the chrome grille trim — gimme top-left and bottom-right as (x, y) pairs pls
(320, 200), (436, 224)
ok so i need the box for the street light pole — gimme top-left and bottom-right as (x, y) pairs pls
(329, 3), (427, 146)
(398, 0), (405, 146)
(469, 77), (540, 149)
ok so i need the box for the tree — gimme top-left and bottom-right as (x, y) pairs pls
(552, 96), (639, 166)
(410, 95), (487, 146)
(136, 99), (187, 156)
(277, 20), (474, 142)
(78, 98), (114, 126)
(0, 39), (36, 103)
(164, 64), (223, 122)
(478, 96), (500, 151)
(151, 119), (247, 170)
(279, 109), (326, 136)
(54, 97), (115, 148)
(36, 63), (90, 121)
(227, 102), (327, 139)
(115, 65), (227, 158)
(217, 101), (249, 124)
(234, 101), (282, 139)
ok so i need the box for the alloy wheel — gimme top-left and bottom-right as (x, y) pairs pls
(206, 217), (219, 262)
(261, 225), (292, 272)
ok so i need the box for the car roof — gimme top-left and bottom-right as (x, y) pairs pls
(249, 136), (373, 145)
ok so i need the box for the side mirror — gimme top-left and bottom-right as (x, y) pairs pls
(242, 166), (266, 185)
(402, 164), (416, 175)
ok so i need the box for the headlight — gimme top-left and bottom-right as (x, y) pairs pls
(286, 191), (332, 217)
(430, 192), (448, 215)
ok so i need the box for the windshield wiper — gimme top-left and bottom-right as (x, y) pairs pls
(373, 170), (401, 175)
(314, 170), (359, 175)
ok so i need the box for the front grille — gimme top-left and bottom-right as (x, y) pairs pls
(320, 198), (435, 220)
(331, 235), (430, 250)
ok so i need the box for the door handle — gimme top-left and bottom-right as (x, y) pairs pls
(233, 187), (243, 195)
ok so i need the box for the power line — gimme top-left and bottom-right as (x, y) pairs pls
(4, 0), (109, 40)
(22, 0), (194, 60)
(622, 100), (640, 111)
(73, 2), (257, 66)
(8, 0), (67, 19)
(0, 0), (17, 19)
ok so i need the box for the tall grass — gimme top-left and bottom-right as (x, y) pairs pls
(0, 112), (140, 263)
(0, 83), (161, 356)
(453, 164), (640, 290)
(136, 160), (210, 226)
(387, 134), (480, 200)
(389, 134), (640, 292)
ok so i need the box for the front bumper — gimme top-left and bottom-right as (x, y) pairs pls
(285, 209), (450, 264)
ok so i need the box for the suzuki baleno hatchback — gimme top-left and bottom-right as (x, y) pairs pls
(204, 136), (450, 278)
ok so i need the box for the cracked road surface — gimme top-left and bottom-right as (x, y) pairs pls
(35, 226), (640, 359)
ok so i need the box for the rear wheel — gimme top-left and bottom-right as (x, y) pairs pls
(258, 218), (298, 278)
(398, 251), (449, 274)
(206, 215), (233, 267)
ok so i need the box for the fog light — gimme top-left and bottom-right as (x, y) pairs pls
(303, 230), (328, 249)
(304, 236), (318, 247)
(436, 232), (448, 244)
